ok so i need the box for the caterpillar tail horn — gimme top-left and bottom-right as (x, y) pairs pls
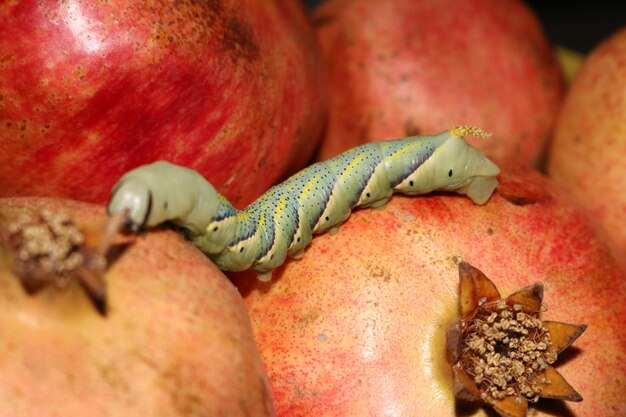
(449, 125), (492, 139)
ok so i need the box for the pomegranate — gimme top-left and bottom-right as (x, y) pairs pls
(548, 27), (626, 261)
(0, 197), (274, 416)
(233, 168), (626, 417)
(0, 0), (327, 207)
(313, 0), (563, 165)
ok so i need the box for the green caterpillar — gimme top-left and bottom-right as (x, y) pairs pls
(108, 126), (500, 281)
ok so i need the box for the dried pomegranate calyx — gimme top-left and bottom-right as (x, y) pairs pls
(448, 262), (586, 417)
(2, 210), (87, 291)
(1, 208), (128, 316)
(461, 299), (557, 403)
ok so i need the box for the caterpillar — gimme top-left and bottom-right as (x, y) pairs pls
(108, 125), (500, 281)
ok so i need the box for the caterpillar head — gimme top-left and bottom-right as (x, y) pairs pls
(107, 161), (220, 234)
(108, 178), (153, 232)
(429, 129), (500, 205)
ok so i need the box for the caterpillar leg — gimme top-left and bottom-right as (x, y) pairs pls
(290, 249), (306, 259)
(257, 271), (273, 282)
(371, 197), (390, 209)
(328, 225), (341, 235)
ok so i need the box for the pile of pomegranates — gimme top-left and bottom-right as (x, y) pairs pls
(1, 0), (624, 416)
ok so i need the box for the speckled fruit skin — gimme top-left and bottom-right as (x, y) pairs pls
(0, 1), (327, 207)
(0, 197), (274, 417)
(233, 169), (626, 417)
(548, 27), (626, 262)
(314, 0), (563, 165)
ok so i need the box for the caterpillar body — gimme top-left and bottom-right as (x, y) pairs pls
(108, 126), (500, 281)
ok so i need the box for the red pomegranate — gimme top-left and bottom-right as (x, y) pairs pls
(0, 196), (274, 416)
(233, 168), (626, 417)
(314, 0), (563, 166)
(0, 0), (327, 206)
(548, 27), (626, 262)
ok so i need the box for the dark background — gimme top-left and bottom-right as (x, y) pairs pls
(304, 1), (626, 53)
(525, 1), (625, 52)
